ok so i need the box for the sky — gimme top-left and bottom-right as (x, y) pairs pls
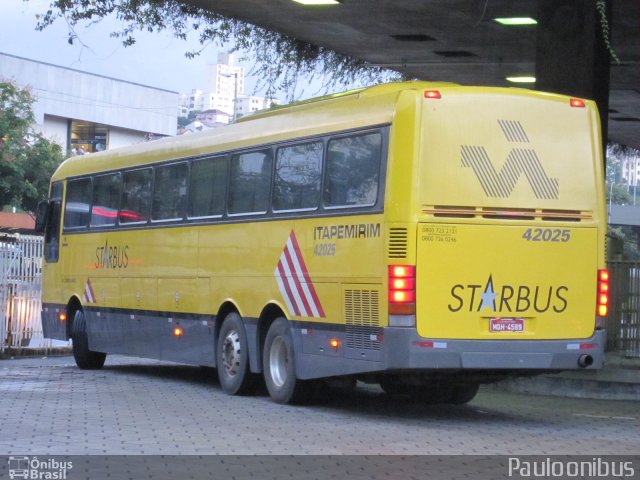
(0, 0), (283, 99)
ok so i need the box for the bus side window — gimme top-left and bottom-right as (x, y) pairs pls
(44, 182), (63, 263)
(273, 141), (322, 212)
(188, 156), (227, 218)
(324, 132), (382, 208)
(120, 168), (152, 224)
(228, 149), (273, 215)
(91, 173), (122, 227)
(152, 162), (188, 221)
(63, 178), (92, 230)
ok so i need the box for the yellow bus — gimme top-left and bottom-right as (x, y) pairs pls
(36, 81), (609, 404)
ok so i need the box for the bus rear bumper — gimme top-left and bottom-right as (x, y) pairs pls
(383, 327), (606, 371)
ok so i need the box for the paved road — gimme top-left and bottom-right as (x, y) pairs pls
(1, 355), (638, 456)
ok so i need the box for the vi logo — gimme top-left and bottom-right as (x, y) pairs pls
(461, 120), (559, 200)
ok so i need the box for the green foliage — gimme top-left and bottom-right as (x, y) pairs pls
(178, 109), (201, 128)
(0, 82), (64, 212)
(608, 226), (640, 260)
(607, 183), (633, 205)
(32, 0), (401, 100)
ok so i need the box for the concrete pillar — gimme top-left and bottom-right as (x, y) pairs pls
(535, 0), (611, 156)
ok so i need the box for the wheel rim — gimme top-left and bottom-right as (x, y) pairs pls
(221, 330), (241, 377)
(269, 336), (288, 388)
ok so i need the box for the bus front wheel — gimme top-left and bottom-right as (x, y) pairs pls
(71, 310), (106, 370)
(263, 317), (317, 404)
(216, 312), (257, 395)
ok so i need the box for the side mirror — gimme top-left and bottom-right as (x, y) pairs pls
(35, 200), (49, 234)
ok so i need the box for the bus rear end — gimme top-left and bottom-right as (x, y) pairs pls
(387, 86), (607, 381)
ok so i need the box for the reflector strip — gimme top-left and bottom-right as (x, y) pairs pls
(413, 341), (448, 349)
(275, 231), (326, 318)
(83, 278), (96, 304)
(567, 343), (598, 350)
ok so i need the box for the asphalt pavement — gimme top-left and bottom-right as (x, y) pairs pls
(1, 348), (639, 400)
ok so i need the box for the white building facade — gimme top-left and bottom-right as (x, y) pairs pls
(1, 52), (178, 154)
(178, 52), (278, 124)
(622, 155), (640, 187)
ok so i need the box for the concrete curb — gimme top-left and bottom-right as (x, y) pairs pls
(0, 347), (72, 359)
(490, 373), (640, 401)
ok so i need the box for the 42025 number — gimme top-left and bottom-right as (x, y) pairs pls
(522, 228), (571, 243)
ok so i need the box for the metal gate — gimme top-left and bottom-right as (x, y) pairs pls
(0, 234), (67, 352)
(607, 261), (640, 357)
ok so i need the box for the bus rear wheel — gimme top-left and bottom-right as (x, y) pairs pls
(71, 310), (106, 370)
(263, 317), (317, 404)
(216, 312), (257, 395)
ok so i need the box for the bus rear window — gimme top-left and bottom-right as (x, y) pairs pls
(120, 168), (152, 224)
(189, 156), (227, 218)
(91, 173), (121, 227)
(324, 132), (382, 208)
(152, 162), (188, 221)
(64, 178), (92, 229)
(228, 149), (273, 215)
(273, 141), (322, 212)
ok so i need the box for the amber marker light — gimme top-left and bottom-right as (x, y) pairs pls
(329, 339), (340, 351)
(173, 327), (184, 337)
(58, 313), (67, 322)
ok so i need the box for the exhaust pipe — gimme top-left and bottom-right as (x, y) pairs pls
(578, 354), (593, 368)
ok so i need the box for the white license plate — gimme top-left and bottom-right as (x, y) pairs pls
(490, 317), (525, 332)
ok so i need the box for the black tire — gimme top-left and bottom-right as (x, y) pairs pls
(447, 383), (479, 405)
(71, 310), (106, 370)
(216, 312), (257, 395)
(379, 376), (412, 396)
(263, 317), (317, 404)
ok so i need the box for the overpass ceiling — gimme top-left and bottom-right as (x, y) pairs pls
(192, 0), (639, 149)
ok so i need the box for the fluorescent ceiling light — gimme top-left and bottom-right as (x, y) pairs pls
(494, 17), (538, 26)
(506, 76), (536, 83)
(292, 0), (340, 4)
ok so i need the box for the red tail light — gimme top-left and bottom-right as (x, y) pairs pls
(597, 269), (609, 316)
(570, 98), (586, 108)
(389, 265), (416, 315)
(424, 90), (442, 99)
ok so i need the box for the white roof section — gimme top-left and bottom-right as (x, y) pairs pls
(0, 52), (178, 137)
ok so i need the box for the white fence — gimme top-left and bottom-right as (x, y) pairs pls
(0, 234), (68, 352)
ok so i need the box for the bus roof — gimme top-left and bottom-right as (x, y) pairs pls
(50, 80), (591, 182)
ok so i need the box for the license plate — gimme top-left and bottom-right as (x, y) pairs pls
(490, 317), (525, 333)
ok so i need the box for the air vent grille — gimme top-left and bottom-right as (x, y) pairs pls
(345, 289), (381, 351)
(423, 206), (592, 222)
(388, 227), (408, 258)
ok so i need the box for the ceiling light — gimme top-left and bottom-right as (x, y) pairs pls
(506, 76), (536, 83)
(494, 17), (538, 26)
(292, 0), (340, 4)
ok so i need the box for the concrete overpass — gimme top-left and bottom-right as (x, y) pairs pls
(610, 205), (640, 227)
(189, 0), (639, 150)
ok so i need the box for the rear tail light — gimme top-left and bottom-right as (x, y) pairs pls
(596, 269), (609, 316)
(389, 265), (416, 315)
(570, 98), (586, 108)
